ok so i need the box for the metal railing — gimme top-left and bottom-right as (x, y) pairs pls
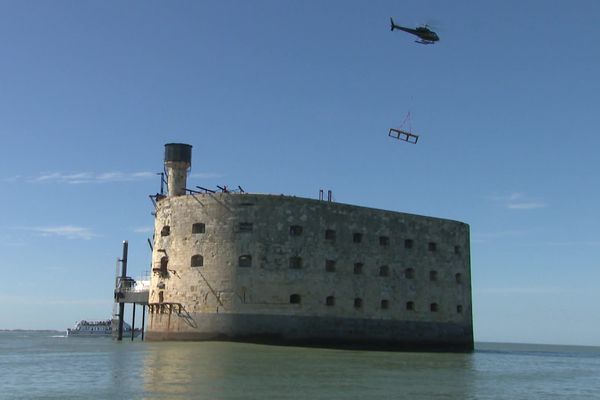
(116, 273), (150, 293)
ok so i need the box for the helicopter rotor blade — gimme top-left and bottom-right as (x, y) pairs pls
(422, 19), (444, 32)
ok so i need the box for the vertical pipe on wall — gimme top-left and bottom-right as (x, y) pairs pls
(131, 303), (136, 341)
(117, 240), (128, 341)
(141, 305), (146, 341)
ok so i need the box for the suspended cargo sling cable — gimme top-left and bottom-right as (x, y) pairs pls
(388, 111), (419, 144)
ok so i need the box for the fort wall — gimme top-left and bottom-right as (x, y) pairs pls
(146, 193), (473, 350)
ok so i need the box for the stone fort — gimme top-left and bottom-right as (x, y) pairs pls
(146, 143), (473, 351)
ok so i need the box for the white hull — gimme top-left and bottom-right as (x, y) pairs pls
(66, 320), (141, 338)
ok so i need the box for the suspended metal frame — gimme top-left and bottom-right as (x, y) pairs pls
(388, 111), (420, 144)
(389, 128), (419, 144)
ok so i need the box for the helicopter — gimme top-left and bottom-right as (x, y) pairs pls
(390, 17), (439, 45)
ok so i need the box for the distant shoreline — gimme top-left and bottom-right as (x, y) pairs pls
(0, 330), (598, 350)
(0, 329), (62, 333)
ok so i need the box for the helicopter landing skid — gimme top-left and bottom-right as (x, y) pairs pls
(415, 40), (435, 45)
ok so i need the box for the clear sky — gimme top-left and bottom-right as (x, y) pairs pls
(1, 0), (599, 346)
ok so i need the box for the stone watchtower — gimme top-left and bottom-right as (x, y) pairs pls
(164, 143), (192, 197)
(147, 143), (473, 351)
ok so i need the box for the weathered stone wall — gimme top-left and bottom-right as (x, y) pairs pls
(147, 193), (473, 350)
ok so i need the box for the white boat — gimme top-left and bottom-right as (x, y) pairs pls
(66, 319), (141, 337)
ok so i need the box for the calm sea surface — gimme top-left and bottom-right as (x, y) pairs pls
(1, 331), (599, 399)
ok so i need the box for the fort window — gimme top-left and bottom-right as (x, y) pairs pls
(454, 245), (461, 255)
(158, 291), (164, 303)
(354, 298), (363, 309)
(289, 256), (303, 269)
(239, 222), (253, 232)
(191, 254), (204, 268)
(353, 233), (363, 243)
(405, 268), (415, 279)
(379, 265), (390, 277)
(192, 223), (205, 234)
(160, 256), (168, 273)
(381, 299), (389, 309)
(406, 301), (415, 311)
(379, 236), (390, 246)
(290, 294), (301, 304)
(429, 270), (438, 281)
(354, 263), (363, 275)
(404, 239), (414, 249)
(325, 259), (336, 272)
(430, 303), (439, 312)
(238, 255), (252, 268)
(428, 242), (437, 252)
(326, 296), (335, 306)
(455, 273), (463, 284)
(457, 305), (463, 314)
(289, 225), (303, 236)
(160, 226), (170, 236)
(325, 229), (336, 241)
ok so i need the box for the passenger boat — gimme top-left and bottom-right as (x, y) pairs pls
(66, 319), (141, 337)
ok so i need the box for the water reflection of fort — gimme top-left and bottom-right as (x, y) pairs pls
(141, 342), (476, 398)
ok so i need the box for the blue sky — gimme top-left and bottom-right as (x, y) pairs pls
(1, 1), (599, 346)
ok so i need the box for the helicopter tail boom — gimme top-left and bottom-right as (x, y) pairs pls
(390, 19), (416, 35)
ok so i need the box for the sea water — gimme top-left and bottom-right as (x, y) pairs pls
(1, 331), (599, 399)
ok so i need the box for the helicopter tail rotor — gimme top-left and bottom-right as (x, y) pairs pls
(390, 17), (396, 31)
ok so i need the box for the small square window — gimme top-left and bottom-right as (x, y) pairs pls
(353, 233), (363, 243)
(325, 259), (336, 272)
(405, 268), (415, 279)
(379, 236), (389, 246)
(238, 255), (252, 268)
(454, 245), (461, 255)
(430, 270), (438, 281)
(455, 273), (463, 284)
(191, 254), (203, 268)
(430, 303), (439, 312)
(160, 226), (170, 236)
(239, 222), (253, 232)
(379, 265), (389, 277)
(406, 301), (415, 311)
(289, 256), (302, 269)
(354, 298), (363, 308)
(290, 294), (301, 304)
(153, 256), (169, 276)
(192, 223), (205, 234)
(457, 305), (463, 314)
(325, 229), (336, 241)
(428, 242), (437, 252)
(289, 225), (303, 236)
(404, 239), (414, 249)
(354, 263), (363, 275)
(381, 299), (389, 309)
(326, 296), (335, 306)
